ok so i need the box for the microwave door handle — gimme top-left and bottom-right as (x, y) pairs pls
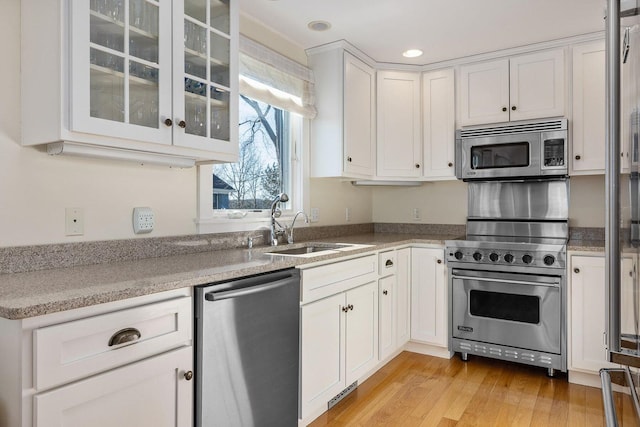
(451, 274), (560, 288)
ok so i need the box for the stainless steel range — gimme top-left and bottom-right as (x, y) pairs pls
(445, 179), (569, 376)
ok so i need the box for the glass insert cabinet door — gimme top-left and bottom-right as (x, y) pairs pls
(70, 0), (173, 145)
(173, 0), (238, 153)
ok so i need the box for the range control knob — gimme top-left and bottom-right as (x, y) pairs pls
(504, 253), (515, 263)
(522, 254), (533, 264)
(489, 253), (499, 262)
(473, 252), (483, 261)
(543, 255), (556, 266)
(454, 251), (464, 260)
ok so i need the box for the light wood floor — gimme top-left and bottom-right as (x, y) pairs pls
(309, 351), (640, 427)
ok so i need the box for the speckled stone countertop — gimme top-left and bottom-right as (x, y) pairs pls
(0, 233), (456, 320)
(567, 240), (606, 252)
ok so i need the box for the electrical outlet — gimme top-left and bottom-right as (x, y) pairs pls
(346, 207), (351, 222)
(65, 208), (84, 236)
(310, 207), (320, 223)
(133, 207), (154, 234)
(413, 208), (421, 221)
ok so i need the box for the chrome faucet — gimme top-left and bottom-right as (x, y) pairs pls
(270, 193), (289, 246)
(286, 211), (309, 244)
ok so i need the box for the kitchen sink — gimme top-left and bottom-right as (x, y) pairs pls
(264, 242), (371, 257)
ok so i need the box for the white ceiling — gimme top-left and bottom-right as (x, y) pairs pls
(239, 0), (606, 65)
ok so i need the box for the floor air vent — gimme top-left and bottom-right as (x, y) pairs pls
(327, 381), (358, 409)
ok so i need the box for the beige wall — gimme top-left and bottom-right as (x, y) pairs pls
(0, 1), (198, 247)
(372, 181), (468, 225)
(371, 175), (606, 228)
(0, 4), (606, 247)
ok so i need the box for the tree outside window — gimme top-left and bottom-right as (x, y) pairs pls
(213, 95), (291, 209)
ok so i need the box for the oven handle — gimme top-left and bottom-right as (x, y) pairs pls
(451, 274), (560, 288)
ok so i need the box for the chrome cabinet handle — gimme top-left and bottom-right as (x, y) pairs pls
(108, 327), (141, 347)
(574, 268), (580, 274)
(184, 371), (193, 381)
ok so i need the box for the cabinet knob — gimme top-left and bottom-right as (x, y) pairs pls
(448, 162), (453, 167)
(575, 155), (581, 160)
(347, 156), (352, 163)
(383, 290), (388, 295)
(178, 120), (186, 129)
(415, 163), (420, 169)
(385, 259), (394, 267)
(164, 118), (173, 127)
(348, 304), (354, 311)
(342, 306), (349, 312)
(574, 268), (580, 274)
(108, 328), (141, 347)
(437, 259), (442, 264)
(502, 107), (507, 112)
(184, 371), (193, 381)
(511, 106), (517, 111)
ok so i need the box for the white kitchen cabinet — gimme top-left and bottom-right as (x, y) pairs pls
(572, 41), (606, 174)
(308, 46), (376, 178)
(410, 247), (447, 347)
(378, 275), (396, 361)
(378, 248), (411, 362)
(376, 71), (422, 178)
(569, 254), (618, 374)
(34, 346), (193, 427)
(396, 248), (411, 347)
(0, 288), (193, 427)
(459, 49), (565, 126)
(300, 281), (378, 420)
(21, 0), (238, 164)
(422, 68), (456, 180)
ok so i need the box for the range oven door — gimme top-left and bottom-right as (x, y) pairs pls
(451, 269), (562, 354)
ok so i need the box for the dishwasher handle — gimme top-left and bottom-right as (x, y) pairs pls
(204, 274), (296, 302)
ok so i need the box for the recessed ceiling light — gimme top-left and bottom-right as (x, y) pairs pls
(308, 21), (331, 32)
(402, 49), (424, 58)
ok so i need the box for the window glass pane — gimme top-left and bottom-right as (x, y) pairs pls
(213, 96), (292, 210)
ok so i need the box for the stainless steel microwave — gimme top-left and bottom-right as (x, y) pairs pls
(455, 118), (568, 180)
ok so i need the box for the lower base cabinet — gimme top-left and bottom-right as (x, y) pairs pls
(569, 253), (635, 375)
(35, 346), (193, 427)
(300, 281), (378, 420)
(410, 247), (447, 347)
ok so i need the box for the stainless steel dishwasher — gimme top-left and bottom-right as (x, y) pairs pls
(195, 268), (300, 427)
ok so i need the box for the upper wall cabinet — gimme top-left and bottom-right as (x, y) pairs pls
(572, 41), (606, 174)
(422, 69), (456, 180)
(459, 49), (565, 127)
(308, 48), (376, 178)
(21, 0), (238, 164)
(376, 71), (422, 178)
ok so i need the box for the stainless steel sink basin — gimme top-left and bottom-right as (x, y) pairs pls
(266, 243), (351, 256)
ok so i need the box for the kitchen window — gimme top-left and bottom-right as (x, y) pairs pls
(196, 36), (315, 233)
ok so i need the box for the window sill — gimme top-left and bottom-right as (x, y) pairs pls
(196, 213), (307, 234)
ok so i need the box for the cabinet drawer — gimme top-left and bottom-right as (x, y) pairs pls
(378, 250), (396, 276)
(302, 255), (377, 303)
(34, 296), (192, 390)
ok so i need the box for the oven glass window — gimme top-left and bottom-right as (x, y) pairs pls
(470, 142), (529, 169)
(469, 290), (540, 324)
(543, 138), (565, 167)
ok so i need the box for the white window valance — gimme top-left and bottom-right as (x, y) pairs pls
(239, 35), (316, 118)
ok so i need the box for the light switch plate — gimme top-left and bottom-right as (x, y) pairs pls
(310, 207), (320, 223)
(133, 207), (154, 234)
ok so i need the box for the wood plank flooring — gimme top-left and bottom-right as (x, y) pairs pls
(309, 351), (640, 427)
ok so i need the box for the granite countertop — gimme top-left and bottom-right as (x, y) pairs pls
(0, 233), (454, 320)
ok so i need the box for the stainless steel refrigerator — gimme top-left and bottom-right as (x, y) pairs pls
(602, 1), (640, 424)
